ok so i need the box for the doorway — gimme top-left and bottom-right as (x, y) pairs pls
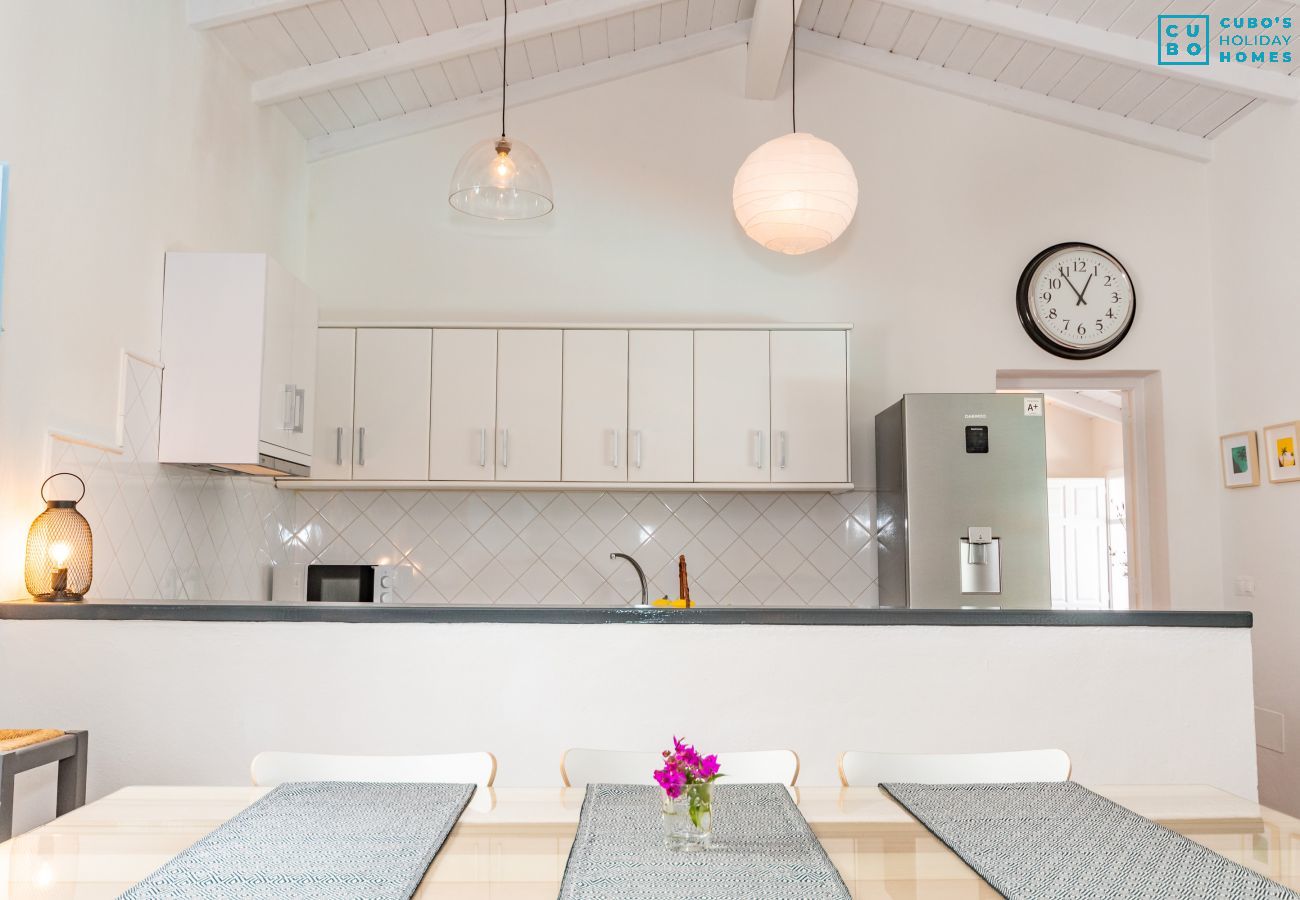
(997, 371), (1167, 610)
(1042, 391), (1128, 609)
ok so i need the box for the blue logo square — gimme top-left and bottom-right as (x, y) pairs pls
(1158, 15), (1210, 65)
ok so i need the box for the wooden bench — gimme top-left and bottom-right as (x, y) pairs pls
(0, 729), (88, 842)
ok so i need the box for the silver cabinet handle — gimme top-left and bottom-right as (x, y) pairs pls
(611, 430), (620, 468)
(293, 388), (306, 433)
(357, 426), (366, 466)
(632, 430), (643, 469)
(478, 428), (487, 467)
(778, 430), (788, 469)
(335, 427), (343, 466)
(283, 385), (295, 430)
(501, 428), (509, 468)
(753, 430), (766, 469)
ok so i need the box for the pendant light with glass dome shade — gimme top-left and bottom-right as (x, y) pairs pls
(732, 0), (858, 255)
(448, 0), (554, 220)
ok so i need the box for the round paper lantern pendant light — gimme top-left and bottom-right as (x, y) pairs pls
(448, 0), (554, 220)
(732, 1), (857, 254)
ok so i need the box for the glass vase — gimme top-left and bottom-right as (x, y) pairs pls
(661, 781), (713, 851)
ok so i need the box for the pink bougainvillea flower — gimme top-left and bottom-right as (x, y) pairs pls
(698, 754), (720, 779)
(655, 765), (686, 799)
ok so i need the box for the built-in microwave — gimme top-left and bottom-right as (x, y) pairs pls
(302, 564), (397, 603)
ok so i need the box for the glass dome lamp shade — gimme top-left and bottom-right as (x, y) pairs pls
(448, 136), (554, 220)
(732, 132), (858, 255)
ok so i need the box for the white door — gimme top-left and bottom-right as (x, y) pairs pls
(258, 259), (296, 453)
(286, 281), (318, 456)
(1047, 477), (1110, 609)
(353, 329), (432, 480)
(497, 329), (562, 481)
(430, 329), (497, 480)
(312, 328), (356, 479)
(629, 330), (693, 482)
(694, 330), (770, 483)
(563, 330), (628, 482)
(770, 330), (848, 483)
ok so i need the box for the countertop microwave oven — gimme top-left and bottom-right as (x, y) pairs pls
(274, 564), (397, 603)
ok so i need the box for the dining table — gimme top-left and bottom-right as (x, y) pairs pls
(0, 784), (1296, 898)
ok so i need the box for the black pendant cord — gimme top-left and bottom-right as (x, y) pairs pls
(791, 0), (797, 133)
(501, 0), (508, 138)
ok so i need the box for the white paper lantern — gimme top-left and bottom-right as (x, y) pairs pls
(732, 132), (858, 255)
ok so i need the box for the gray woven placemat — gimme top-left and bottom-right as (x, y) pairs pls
(118, 781), (474, 899)
(559, 783), (852, 899)
(882, 781), (1300, 900)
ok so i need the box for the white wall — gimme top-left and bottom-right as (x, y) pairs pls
(0, 3), (307, 598)
(1045, 403), (1124, 478)
(0, 619), (1260, 834)
(306, 46), (1223, 610)
(1210, 100), (1300, 816)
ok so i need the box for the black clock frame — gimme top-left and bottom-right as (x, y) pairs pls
(1016, 241), (1137, 361)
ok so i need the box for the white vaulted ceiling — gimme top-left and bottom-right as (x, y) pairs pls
(190, 0), (1300, 161)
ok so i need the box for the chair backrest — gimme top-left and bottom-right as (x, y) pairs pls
(250, 751), (497, 789)
(561, 748), (799, 787)
(838, 749), (1071, 786)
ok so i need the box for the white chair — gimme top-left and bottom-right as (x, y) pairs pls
(250, 751), (497, 790)
(561, 748), (799, 787)
(837, 749), (1071, 786)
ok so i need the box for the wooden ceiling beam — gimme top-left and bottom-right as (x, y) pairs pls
(307, 22), (751, 158)
(252, 0), (673, 106)
(745, 0), (802, 99)
(799, 30), (1214, 162)
(881, 0), (1300, 103)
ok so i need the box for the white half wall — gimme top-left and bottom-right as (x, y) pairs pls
(305, 44), (1224, 611)
(0, 620), (1258, 833)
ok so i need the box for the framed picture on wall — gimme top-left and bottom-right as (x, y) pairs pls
(1220, 431), (1260, 489)
(1263, 422), (1300, 484)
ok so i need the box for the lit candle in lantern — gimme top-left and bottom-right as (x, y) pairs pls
(49, 541), (72, 593)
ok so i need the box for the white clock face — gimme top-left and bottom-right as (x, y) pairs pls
(1029, 247), (1134, 352)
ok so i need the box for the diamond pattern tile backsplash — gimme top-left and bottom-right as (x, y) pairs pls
(46, 356), (293, 601)
(288, 488), (880, 607)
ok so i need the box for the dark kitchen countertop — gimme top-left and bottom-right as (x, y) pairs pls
(0, 599), (1251, 627)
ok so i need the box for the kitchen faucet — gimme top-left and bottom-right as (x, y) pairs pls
(609, 553), (649, 607)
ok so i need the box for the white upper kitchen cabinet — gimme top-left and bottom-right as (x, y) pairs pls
(430, 329), (498, 480)
(628, 330), (693, 482)
(311, 328), (356, 479)
(770, 330), (849, 483)
(694, 330), (771, 483)
(352, 329), (432, 480)
(159, 252), (316, 476)
(562, 330), (629, 482)
(497, 329), (563, 481)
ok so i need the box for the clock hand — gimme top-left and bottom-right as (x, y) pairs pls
(1076, 273), (1094, 306)
(1062, 272), (1085, 302)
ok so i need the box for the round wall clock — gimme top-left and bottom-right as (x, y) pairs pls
(1016, 242), (1136, 360)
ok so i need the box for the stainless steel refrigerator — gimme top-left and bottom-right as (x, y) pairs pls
(875, 393), (1050, 609)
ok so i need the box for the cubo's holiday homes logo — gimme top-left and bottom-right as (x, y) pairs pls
(1159, 15), (1209, 65)
(1159, 13), (1294, 66)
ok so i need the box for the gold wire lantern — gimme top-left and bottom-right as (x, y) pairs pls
(25, 473), (93, 602)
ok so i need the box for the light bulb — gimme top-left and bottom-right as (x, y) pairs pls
(49, 541), (72, 567)
(490, 149), (517, 189)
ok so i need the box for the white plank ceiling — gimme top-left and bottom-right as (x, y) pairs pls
(191, 0), (1300, 160)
